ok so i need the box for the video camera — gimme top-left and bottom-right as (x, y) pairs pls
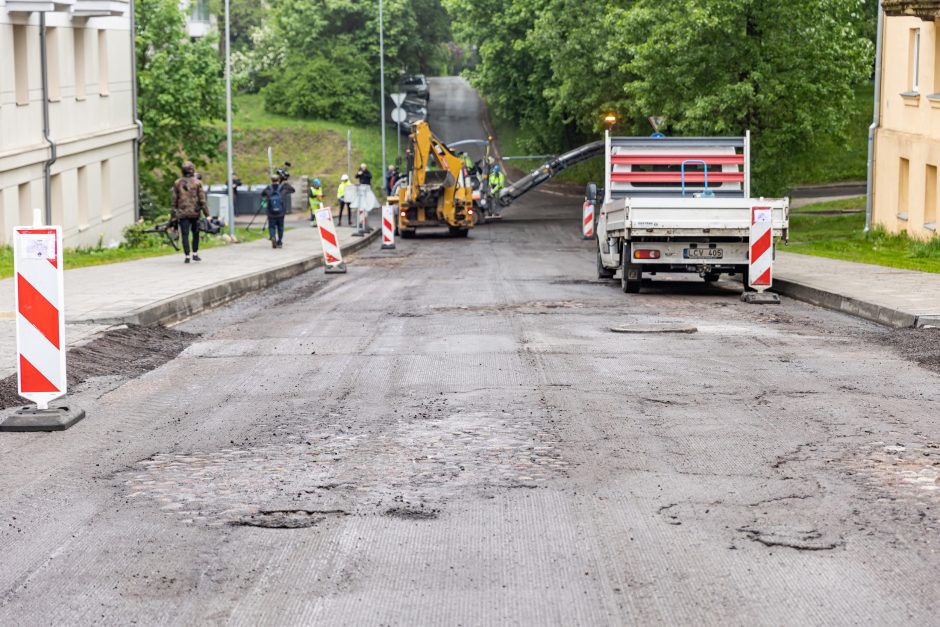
(275, 161), (292, 183)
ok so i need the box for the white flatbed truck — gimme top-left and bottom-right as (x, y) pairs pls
(592, 134), (789, 293)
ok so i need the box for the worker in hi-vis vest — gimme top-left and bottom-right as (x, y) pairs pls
(489, 164), (505, 194)
(308, 178), (324, 226)
(337, 174), (352, 226)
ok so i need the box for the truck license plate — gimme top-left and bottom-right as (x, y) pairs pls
(684, 248), (723, 259)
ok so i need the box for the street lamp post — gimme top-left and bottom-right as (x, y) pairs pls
(379, 0), (387, 193)
(225, 0), (235, 238)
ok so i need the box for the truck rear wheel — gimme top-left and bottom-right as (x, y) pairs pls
(449, 227), (469, 238)
(597, 250), (615, 280)
(621, 262), (642, 293)
(401, 229), (416, 239)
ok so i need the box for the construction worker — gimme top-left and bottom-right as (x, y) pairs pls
(461, 152), (473, 174)
(489, 164), (506, 195)
(308, 178), (324, 226)
(337, 174), (352, 226)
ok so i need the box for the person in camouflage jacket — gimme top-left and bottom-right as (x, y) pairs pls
(171, 161), (209, 263)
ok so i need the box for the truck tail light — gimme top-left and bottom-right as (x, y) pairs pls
(400, 211), (407, 217)
(633, 249), (661, 260)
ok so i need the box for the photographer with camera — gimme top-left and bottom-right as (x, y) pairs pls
(171, 161), (209, 264)
(262, 165), (295, 248)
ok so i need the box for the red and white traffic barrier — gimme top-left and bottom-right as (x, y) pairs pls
(14, 222), (67, 410)
(748, 206), (773, 291)
(582, 201), (595, 239)
(381, 205), (396, 250)
(2, 211), (86, 432)
(315, 208), (346, 274)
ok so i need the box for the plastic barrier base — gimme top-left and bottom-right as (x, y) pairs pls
(741, 291), (781, 305)
(0, 405), (86, 432)
(325, 262), (347, 275)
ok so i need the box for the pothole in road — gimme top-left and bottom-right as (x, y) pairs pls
(738, 525), (843, 551)
(610, 324), (698, 334)
(385, 506), (439, 520)
(233, 509), (349, 529)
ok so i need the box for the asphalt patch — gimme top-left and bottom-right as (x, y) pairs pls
(0, 324), (197, 410)
(874, 327), (940, 375)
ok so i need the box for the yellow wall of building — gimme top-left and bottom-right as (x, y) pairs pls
(873, 15), (940, 238)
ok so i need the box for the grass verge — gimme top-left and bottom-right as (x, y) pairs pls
(202, 94), (395, 196)
(0, 227), (266, 280)
(788, 197), (940, 274)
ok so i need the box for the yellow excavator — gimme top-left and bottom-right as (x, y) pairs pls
(393, 121), (475, 238)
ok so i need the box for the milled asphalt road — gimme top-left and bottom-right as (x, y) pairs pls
(1, 77), (939, 625)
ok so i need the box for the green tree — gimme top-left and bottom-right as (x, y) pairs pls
(136, 0), (226, 206)
(260, 0), (451, 123)
(619, 0), (873, 193)
(444, 0), (556, 150)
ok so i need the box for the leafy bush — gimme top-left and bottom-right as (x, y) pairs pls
(262, 47), (374, 124)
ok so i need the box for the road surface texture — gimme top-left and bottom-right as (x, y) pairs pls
(2, 77), (940, 625)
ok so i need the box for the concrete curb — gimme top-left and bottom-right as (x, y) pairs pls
(771, 277), (920, 329)
(92, 228), (380, 327)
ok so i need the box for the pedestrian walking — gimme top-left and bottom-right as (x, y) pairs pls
(309, 177), (324, 226)
(262, 174), (295, 248)
(337, 174), (352, 226)
(171, 161), (209, 264)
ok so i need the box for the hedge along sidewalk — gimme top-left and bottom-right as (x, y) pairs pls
(0, 212), (380, 378)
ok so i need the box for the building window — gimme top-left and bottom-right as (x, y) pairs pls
(77, 166), (89, 228)
(190, 0), (210, 23)
(74, 28), (86, 100)
(910, 29), (921, 93)
(926, 164), (938, 231)
(18, 182), (32, 225)
(898, 158), (911, 222)
(13, 25), (29, 105)
(101, 160), (112, 220)
(47, 27), (60, 102)
(98, 30), (109, 96)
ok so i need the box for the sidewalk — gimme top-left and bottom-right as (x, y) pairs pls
(775, 251), (940, 328)
(0, 212), (379, 379)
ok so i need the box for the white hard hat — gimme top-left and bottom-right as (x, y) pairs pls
(340, 174), (349, 181)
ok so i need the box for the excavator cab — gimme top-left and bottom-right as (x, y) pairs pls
(396, 121), (475, 238)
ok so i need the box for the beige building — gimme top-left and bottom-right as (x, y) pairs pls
(872, 1), (940, 238)
(0, 0), (138, 249)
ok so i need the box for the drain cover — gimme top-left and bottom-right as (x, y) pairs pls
(610, 324), (698, 334)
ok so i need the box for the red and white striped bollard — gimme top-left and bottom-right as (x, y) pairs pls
(381, 205), (396, 250)
(1, 210), (85, 431)
(747, 206), (773, 291)
(582, 201), (595, 240)
(315, 208), (346, 274)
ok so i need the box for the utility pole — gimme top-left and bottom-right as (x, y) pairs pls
(379, 0), (387, 192)
(225, 0), (235, 238)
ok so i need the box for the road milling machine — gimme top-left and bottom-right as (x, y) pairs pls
(393, 121), (475, 238)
